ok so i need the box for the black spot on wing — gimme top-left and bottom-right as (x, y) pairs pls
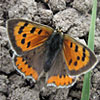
(22, 58), (25, 62)
(28, 65), (31, 68)
(27, 42), (31, 48)
(25, 62), (28, 64)
(70, 42), (73, 48)
(74, 61), (77, 66)
(59, 75), (62, 78)
(21, 39), (25, 44)
(38, 29), (42, 35)
(18, 29), (23, 34)
(18, 22), (28, 34)
(24, 23), (28, 27)
(75, 45), (78, 52)
(16, 63), (19, 66)
(23, 34), (26, 37)
(82, 57), (85, 61)
(77, 56), (80, 60)
(83, 48), (85, 52)
(63, 74), (66, 78)
(69, 59), (72, 65)
(82, 53), (86, 61)
(30, 27), (36, 33)
(83, 53), (86, 58)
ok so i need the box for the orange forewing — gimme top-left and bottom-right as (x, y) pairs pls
(7, 19), (54, 55)
(63, 34), (97, 76)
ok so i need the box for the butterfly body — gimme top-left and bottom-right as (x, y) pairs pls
(44, 31), (63, 72)
(7, 19), (97, 88)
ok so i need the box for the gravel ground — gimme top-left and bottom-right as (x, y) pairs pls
(0, 0), (100, 100)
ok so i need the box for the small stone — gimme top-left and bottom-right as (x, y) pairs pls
(35, 9), (53, 24)
(0, 26), (14, 74)
(48, 0), (66, 12)
(53, 8), (91, 37)
(0, 75), (9, 93)
(8, 87), (39, 100)
(0, 93), (6, 100)
(72, 0), (93, 13)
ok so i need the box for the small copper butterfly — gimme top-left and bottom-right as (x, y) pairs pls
(7, 19), (97, 88)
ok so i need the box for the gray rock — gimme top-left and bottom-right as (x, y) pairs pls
(72, 0), (93, 13)
(95, 18), (100, 54)
(90, 61), (100, 100)
(97, 0), (100, 18)
(96, 18), (100, 36)
(53, 8), (78, 32)
(48, 0), (66, 12)
(0, 93), (6, 100)
(0, 8), (4, 25)
(40, 87), (69, 100)
(8, 87), (39, 100)
(64, 0), (73, 4)
(0, 26), (14, 74)
(94, 37), (100, 54)
(51, 88), (69, 100)
(53, 8), (91, 37)
(0, 75), (9, 93)
(8, 74), (25, 90)
(92, 70), (100, 85)
(8, 0), (37, 19)
(34, 9), (53, 24)
(90, 90), (100, 100)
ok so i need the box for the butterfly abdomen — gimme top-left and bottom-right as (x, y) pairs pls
(44, 32), (63, 72)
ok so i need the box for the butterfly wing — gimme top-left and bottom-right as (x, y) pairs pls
(14, 44), (47, 82)
(7, 19), (54, 55)
(63, 34), (97, 77)
(46, 51), (76, 88)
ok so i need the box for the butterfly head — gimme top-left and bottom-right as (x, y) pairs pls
(54, 28), (64, 37)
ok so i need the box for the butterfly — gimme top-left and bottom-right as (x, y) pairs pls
(7, 19), (97, 88)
